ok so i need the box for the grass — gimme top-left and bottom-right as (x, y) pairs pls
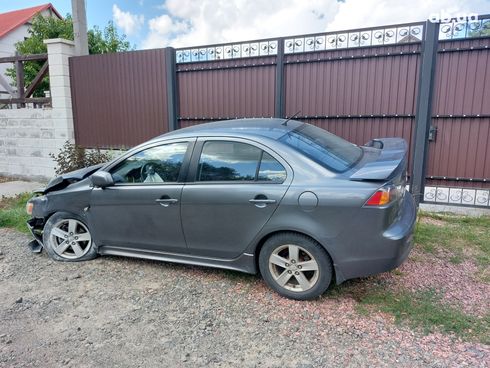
(357, 288), (490, 344)
(330, 211), (490, 344)
(415, 212), (490, 268)
(0, 193), (32, 234)
(329, 280), (490, 344)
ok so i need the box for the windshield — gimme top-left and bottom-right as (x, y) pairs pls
(279, 124), (363, 173)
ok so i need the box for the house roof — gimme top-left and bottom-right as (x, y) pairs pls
(0, 3), (62, 39)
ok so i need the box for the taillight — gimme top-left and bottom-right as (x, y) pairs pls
(365, 186), (393, 206)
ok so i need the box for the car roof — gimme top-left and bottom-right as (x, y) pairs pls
(153, 118), (304, 141)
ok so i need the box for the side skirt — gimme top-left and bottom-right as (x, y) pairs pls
(98, 246), (258, 274)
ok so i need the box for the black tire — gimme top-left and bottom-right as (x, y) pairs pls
(42, 211), (97, 262)
(259, 232), (332, 300)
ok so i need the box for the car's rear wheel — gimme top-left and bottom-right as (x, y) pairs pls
(259, 233), (332, 300)
(43, 212), (97, 262)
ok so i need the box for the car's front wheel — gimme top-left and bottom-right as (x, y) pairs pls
(43, 212), (97, 262)
(259, 233), (332, 300)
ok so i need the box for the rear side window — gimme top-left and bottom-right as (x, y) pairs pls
(198, 141), (286, 183)
(279, 124), (362, 173)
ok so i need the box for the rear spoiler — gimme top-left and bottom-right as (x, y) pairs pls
(365, 139), (384, 149)
(350, 138), (407, 181)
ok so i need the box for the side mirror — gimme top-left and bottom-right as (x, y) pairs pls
(91, 171), (114, 188)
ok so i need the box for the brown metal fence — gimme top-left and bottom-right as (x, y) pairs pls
(70, 48), (169, 148)
(69, 16), (490, 206)
(427, 38), (490, 187)
(177, 56), (276, 124)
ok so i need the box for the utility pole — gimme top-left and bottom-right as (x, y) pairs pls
(72, 0), (89, 56)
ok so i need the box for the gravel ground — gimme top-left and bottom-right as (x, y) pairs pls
(384, 249), (490, 317)
(0, 228), (488, 368)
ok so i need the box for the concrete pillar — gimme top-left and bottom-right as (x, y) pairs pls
(71, 0), (89, 56)
(44, 38), (76, 144)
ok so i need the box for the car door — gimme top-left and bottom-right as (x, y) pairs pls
(88, 139), (194, 254)
(181, 138), (292, 259)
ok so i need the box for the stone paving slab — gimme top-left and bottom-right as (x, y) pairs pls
(420, 203), (490, 217)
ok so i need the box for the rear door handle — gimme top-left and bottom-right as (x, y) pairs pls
(248, 199), (276, 204)
(155, 198), (179, 207)
(249, 196), (276, 208)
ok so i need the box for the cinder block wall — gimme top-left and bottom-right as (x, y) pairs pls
(0, 108), (73, 179)
(0, 39), (75, 181)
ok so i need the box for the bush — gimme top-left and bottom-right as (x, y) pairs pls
(49, 141), (113, 175)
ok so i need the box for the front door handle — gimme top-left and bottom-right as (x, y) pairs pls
(155, 198), (179, 207)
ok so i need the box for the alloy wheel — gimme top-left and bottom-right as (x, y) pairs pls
(268, 244), (320, 292)
(49, 219), (92, 260)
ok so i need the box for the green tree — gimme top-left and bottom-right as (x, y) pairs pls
(6, 14), (133, 97)
(88, 22), (131, 54)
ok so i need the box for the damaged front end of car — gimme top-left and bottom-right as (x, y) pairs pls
(25, 163), (105, 253)
(26, 193), (49, 253)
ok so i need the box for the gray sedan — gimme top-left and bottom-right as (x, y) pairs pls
(27, 119), (416, 300)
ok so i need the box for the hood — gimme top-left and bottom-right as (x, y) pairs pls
(39, 163), (105, 194)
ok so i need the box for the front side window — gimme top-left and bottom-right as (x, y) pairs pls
(197, 141), (286, 183)
(110, 142), (188, 184)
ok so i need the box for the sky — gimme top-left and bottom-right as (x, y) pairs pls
(1, 0), (489, 50)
